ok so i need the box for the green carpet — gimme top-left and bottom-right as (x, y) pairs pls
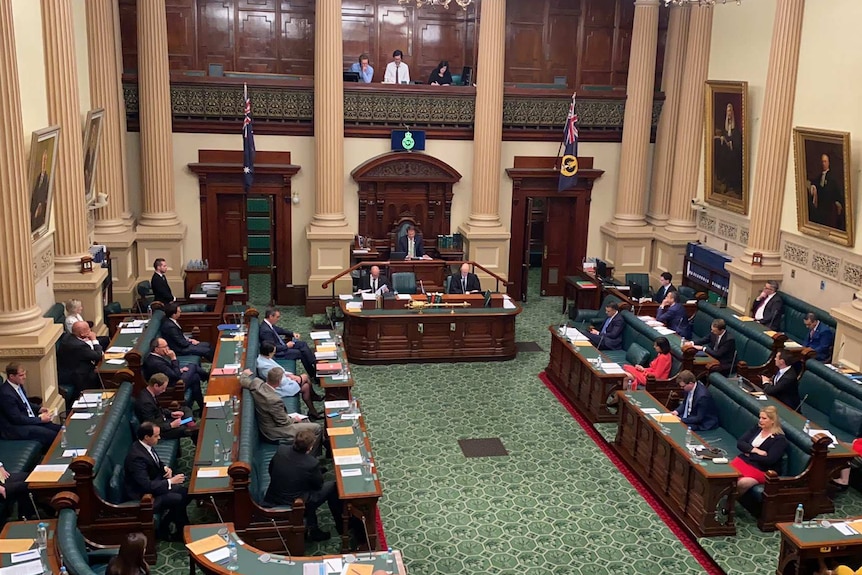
(146, 272), (862, 575)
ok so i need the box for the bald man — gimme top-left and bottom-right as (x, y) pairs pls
(360, 265), (390, 293)
(57, 321), (104, 404)
(448, 263), (481, 294)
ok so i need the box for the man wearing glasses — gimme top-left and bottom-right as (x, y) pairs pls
(750, 280), (784, 331)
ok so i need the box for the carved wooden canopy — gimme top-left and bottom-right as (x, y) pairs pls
(351, 152), (462, 252)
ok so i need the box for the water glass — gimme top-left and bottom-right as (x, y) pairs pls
(364, 460), (374, 482)
(223, 447), (232, 464)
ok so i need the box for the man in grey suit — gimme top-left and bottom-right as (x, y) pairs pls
(239, 368), (323, 453)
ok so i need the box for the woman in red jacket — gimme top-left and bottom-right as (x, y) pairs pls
(622, 336), (673, 390)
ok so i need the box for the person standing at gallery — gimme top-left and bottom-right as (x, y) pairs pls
(349, 54), (374, 83)
(713, 102), (742, 196)
(808, 153), (845, 230)
(383, 50), (410, 84)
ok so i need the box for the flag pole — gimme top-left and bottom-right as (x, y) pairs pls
(554, 92), (577, 171)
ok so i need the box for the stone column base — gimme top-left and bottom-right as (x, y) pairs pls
(457, 223), (511, 286)
(135, 224), (187, 300)
(95, 226), (137, 308)
(599, 222), (655, 279)
(54, 267), (110, 336)
(725, 260), (783, 315)
(652, 227), (697, 287)
(306, 224), (355, 298)
(0, 322), (64, 414)
(830, 300), (862, 371)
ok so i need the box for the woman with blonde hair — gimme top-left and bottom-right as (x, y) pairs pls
(63, 299), (85, 333)
(731, 405), (788, 496)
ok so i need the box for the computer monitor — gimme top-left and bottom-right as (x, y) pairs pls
(343, 71), (360, 82)
(390, 251), (407, 261)
(460, 66), (473, 86)
(596, 259), (608, 280)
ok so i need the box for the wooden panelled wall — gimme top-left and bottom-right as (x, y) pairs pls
(118, 0), (666, 90)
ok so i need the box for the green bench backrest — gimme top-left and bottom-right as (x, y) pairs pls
(239, 388), (266, 503)
(694, 302), (775, 367)
(137, 310), (165, 355)
(90, 383), (133, 504)
(43, 302), (65, 325)
(57, 508), (99, 575)
(781, 292), (836, 344)
(620, 311), (684, 374)
(244, 318), (260, 372)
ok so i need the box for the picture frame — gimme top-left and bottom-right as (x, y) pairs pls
(82, 108), (105, 205)
(704, 81), (749, 215)
(27, 125), (61, 240)
(793, 127), (854, 247)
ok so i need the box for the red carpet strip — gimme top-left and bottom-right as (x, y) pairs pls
(539, 371), (726, 575)
(375, 507), (387, 550)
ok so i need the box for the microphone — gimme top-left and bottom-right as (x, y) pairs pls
(727, 350), (738, 378)
(796, 393), (810, 413)
(635, 299), (643, 317)
(836, 340), (846, 367)
(270, 518), (293, 564)
(209, 495), (229, 540)
(29, 493), (41, 521)
(359, 516), (374, 561)
(420, 280), (426, 295)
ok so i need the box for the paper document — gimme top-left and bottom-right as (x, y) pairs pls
(62, 449), (87, 457)
(288, 412), (309, 421)
(847, 520), (862, 535)
(310, 331), (331, 340)
(0, 540), (34, 554)
(807, 427), (838, 447)
(304, 563), (326, 575)
(834, 522), (857, 536)
(503, 300), (517, 309)
(315, 350), (337, 360)
(327, 427), (354, 436)
(106, 346), (132, 353)
(0, 559), (44, 575)
(333, 447), (363, 466)
(340, 413), (360, 420)
(655, 327), (675, 335)
(396, 294), (412, 300)
(345, 302), (363, 310)
(339, 294), (354, 300)
(186, 534), (228, 555)
(340, 468), (362, 477)
(9, 550), (39, 564)
(651, 413), (679, 423)
(26, 463), (69, 483)
(735, 315), (755, 322)
(197, 467), (229, 478)
(189, 293), (208, 299)
(204, 547), (230, 563)
(120, 327), (144, 334)
(106, 359), (125, 365)
(638, 316), (654, 321)
(71, 400), (98, 409)
(324, 558), (343, 574)
(361, 292), (377, 301)
(325, 400), (349, 409)
(640, 408), (660, 415)
(70, 412), (94, 420)
(343, 564), (374, 575)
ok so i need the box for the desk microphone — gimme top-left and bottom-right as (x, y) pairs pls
(596, 330), (606, 352)
(209, 495), (229, 540)
(635, 299), (643, 317)
(727, 350), (738, 378)
(419, 280), (426, 295)
(836, 340), (846, 367)
(796, 393), (810, 413)
(359, 516), (374, 561)
(29, 493), (41, 521)
(270, 519), (293, 564)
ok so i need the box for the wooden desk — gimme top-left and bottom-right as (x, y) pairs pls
(614, 390), (740, 537)
(776, 517), (862, 575)
(1, 520), (59, 574)
(563, 272), (601, 314)
(184, 523), (406, 574)
(341, 294), (521, 364)
(311, 332), (354, 401)
(545, 327), (627, 423)
(386, 258), (452, 293)
(189, 397), (241, 499)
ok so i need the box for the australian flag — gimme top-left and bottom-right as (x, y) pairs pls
(242, 83), (255, 191)
(557, 95), (579, 192)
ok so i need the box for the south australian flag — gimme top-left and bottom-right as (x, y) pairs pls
(242, 83), (255, 191)
(557, 95), (579, 192)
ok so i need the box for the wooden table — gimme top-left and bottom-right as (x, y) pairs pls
(776, 516), (862, 575)
(311, 332), (354, 401)
(189, 396), (241, 499)
(1, 520), (59, 574)
(614, 390), (740, 537)
(184, 523), (406, 574)
(341, 293), (521, 364)
(562, 271), (601, 314)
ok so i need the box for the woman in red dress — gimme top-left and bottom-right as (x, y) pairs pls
(731, 405), (788, 496)
(622, 336), (672, 391)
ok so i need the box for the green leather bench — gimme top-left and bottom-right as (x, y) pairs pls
(706, 372), (835, 531)
(798, 360), (862, 444)
(780, 292), (837, 346)
(119, 310), (186, 406)
(244, 317), (300, 413)
(228, 387), (306, 555)
(43, 302), (78, 403)
(56, 504), (117, 575)
(568, 292), (624, 325)
(0, 439), (43, 519)
(65, 381), (179, 563)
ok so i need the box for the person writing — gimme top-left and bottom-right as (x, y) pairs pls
(428, 61), (452, 86)
(731, 406), (788, 497)
(449, 263), (481, 294)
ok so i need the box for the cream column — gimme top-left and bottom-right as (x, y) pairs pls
(599, 0), (660, 277)
(726, 0), (805, 313)
(88, 0), (137, 308)
(43, 0), (109, 335)
(458, 0), (510, 279)
(135, 0), (186, 296)
(653, 5), (713, 283)
(0, 0), (62, 411)
(306, 0), (353, 303)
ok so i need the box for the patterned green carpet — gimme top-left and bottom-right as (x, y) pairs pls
(147, 273), (862, 575)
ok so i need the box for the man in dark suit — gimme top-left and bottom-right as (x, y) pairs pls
(448, 263), (481, 294)
(586, 302), (624, 350)
(160, 304), (213, 362)
(692, 318), (737, 375)
(0, 363), (61, 449)
(359, 265), (389, 293)
(808, 153), (845, 230)
(671, 370), (718, 431)
(751, 280), (784, 331)
(142, 338), (205, 412)
(761, 350), (801, 411)
(150, 258), (175, 305)
(134, 374), (197, 443)
(803, 312), (834, 362)
(655, 291), (692, 339)
(259, 307), (317, 381)
(123, 422), (189, 541)
(652, 272), (677, 303)
(396, 225), (430, 260)
(57, 321), (103, 404)
(0, 463), (37, 520)
(264, 428), (340, 542)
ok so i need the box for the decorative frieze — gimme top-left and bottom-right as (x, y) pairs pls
(811, 251), (840, 279)
(782, 240), (809, 266)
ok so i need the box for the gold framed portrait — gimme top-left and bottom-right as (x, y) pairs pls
(82, 108), (105, 205)
(704, 81), (749, 215)
(28, 126), (61, 240)
(793, 127), (854, 247)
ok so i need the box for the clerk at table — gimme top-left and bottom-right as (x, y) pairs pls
(448, 263), (481, 294)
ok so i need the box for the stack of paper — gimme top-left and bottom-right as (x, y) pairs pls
(119, 319), (147, 329)
(395, 294), (412, 301)
(332, 447), (364, 466)
(601, 363), (625, 374)
(325, 400), (350, 409)
(655, 327), (675, 335)
(315, 350), (338, 360)
(26, 464), (69, 483)
(106, 346), (132, 354)
(119, 327), (144, 334)
(503, 299), (517, 309)
(310, 331), (331, 340)
(361, 292), (377, 301)
(339, 294), (354, 301)
(346, 302), (363, 311)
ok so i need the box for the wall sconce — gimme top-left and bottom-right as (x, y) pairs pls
(291, 189), (300, 205)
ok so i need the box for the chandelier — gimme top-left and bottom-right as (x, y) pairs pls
(397, 0), (473, 9)
(663, 0), (741, 5)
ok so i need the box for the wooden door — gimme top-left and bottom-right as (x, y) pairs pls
(218, 195), (246, 279)
(541, 197), (573, 296)
(520, 197), (534, 302)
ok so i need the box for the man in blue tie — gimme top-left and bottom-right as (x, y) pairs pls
(0, 363), (61, 448)
(586, 302), (624, 350)
(671, 370), (719, 431)
(803, 312), (834, 362)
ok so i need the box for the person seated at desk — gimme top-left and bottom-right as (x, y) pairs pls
(586, 302), (623, 351)
(690, 318), (737, 376)
(264, 428), (341, 542)
(142, 338), (205, 413)
(257, 342), (323, 420)
(123, 422), (189, 542)
(0, 363), (61, 449)
(134, 374), (198, 443)
(731, 405), (788, 497)
(0, 461), (37, 520)
(804, 312), (835, 362)
(64, 298), (109, 347)
(160, 304), (214, 362)
(397, 225), (431, 260)
(360, 265), (389, 294)
(58, 320), (104, 404)
(760, 350), (801, 411)
(383, 50), (410, 84)
(428, 61), (452, 86)
(622, 337), (672, 391)
(259, 307), (318, 382)
(349, 53), (374, 84)
(239, 369), (324, 452)
(105, 532), (150, 575)
(655, 291), (692, 339)
(449, 263), (481, 294)
(751, 280), (784, 331)
(652, 272), (677, 303)
(670, 370), (718, 431)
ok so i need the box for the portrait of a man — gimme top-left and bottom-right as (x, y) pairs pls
(82, 108), (104, 204)
(704, 81), (748, 215)
(27, 126), (61, 240)
(793, 127), (854, 247)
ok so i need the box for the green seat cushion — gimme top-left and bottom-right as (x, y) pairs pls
(252, 443), (280, 503)
(177, 355), (202, 366)
(0, 439), (43, 473)
(830, 400), (862, 438)
(275, 358), (298, 375)
(282, 395), (301, 414)
(625, 343), (651, 367)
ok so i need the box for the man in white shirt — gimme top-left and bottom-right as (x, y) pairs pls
(383, 50), (410, 84)
(750, 279), (784, 330)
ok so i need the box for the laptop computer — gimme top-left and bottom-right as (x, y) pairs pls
(343, 71), (360, 82)
(390, 251), (407, 261)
